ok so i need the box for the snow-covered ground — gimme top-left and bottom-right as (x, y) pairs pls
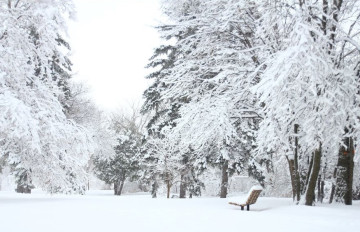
(0, 190), (359, 232)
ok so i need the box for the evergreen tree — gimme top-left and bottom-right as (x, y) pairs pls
(141, 23), (197, 198)
(152, 0), (264, 198)
(94, 132), (140, 195)
(94, 108), (143, 195)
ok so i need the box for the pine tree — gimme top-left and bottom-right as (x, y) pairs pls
(141, 23), (196, 198)
(94, 109), (143, 195)
(155, 0), (264, 197)
(94, 132), (140, 195)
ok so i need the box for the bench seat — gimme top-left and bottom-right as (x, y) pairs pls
(228, 186), (263, 211)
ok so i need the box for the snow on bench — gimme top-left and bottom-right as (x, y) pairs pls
(228, 186), (263, 211)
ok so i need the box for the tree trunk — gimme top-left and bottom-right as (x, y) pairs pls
(294, 166), (301, 202)
(179, 173), (186, 198)
(335, 137), (354, 205)
(320, 179), (325, 203)
(305, 145), (322, 206)
(304, 154), (314, 194)
(286, 157), (296, 200)
(114, 181), (119, 195)
(119, 180), (125, 195)
(344, 137), (354, 205)
(114, 178), (124, 196)
(220, 160), (229, 198)
(166, 179), (171, 199)
(317, 175), (324, 203)
(329, 167), (337, 204)
(293, 124), (301, 202)
(151, 181), (158, 198)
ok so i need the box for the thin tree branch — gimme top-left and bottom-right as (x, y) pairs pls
(15, 0), (21, 8)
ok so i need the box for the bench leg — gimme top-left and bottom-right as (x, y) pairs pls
(247, 205), (250, 211)
(241, 206), (244, 210)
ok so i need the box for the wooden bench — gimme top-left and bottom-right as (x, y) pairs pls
(228, 186), (262, 211)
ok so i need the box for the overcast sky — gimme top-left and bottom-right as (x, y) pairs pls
(68, 0), (163, 111)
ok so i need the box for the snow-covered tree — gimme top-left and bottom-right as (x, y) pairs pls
(64, 82), (116, 190)
(0, 0), (93, 193)
(94, 107), (144, 195)
(254, 0), (360, 205)
(141, 15), (196, 198)
(142, 0), (360, 203)
(141, 135), (183, 198)
(151, 0), (264, 198)
(94, 132), (140, 195)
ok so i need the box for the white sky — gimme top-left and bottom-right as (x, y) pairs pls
(68, 0), (163, 111)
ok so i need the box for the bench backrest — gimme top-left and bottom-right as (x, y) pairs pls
(246, 189), (262, 205)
